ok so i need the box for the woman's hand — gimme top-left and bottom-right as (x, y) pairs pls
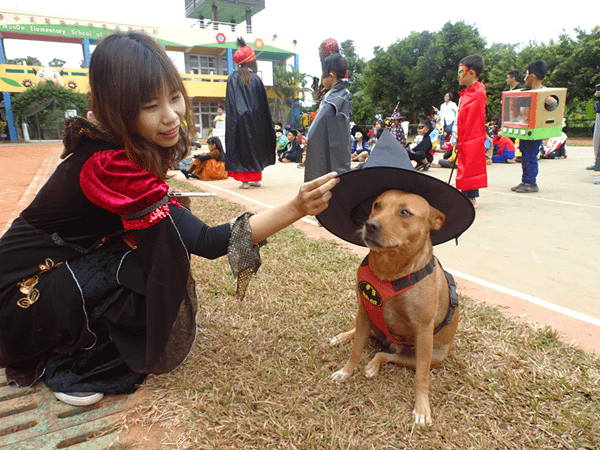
(248, 172), (339, 244)
(293, 172), (339, 217)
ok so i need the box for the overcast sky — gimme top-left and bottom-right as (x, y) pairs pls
(2, 0), (598, 79)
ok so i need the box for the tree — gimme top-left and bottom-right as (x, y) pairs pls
(340, 40), (365, 94)
(7, 56), (42, 66)
(48, 58), (66, 67)
(408, 21), (486, 117)
(271, 64), (311, 127)
(340, 40), (375, 124)
(481, 43), (522, 117)
(360, 22), (487, 120)
(11, 83), (88, 139)
(362, 30), (436, 118)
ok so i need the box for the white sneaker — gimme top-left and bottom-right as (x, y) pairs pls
(240, 182), (250, 189)
(249, 181), (261, 187)
(54, 392), (104, 406)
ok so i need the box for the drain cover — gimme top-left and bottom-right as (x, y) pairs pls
(0, 369), (130, 449)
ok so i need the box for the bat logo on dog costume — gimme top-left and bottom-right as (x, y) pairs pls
(358, 281), (382, 307)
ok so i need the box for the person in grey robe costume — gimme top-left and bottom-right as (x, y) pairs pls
(304, 53), (352, 182)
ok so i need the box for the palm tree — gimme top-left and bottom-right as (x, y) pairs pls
(270, 64), (312, 127)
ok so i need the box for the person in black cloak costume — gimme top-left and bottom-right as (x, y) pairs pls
(304, 53), (352, 183)
(225, 38), (276, 189)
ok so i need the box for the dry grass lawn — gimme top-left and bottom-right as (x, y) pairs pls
(117, 179), (600, 450)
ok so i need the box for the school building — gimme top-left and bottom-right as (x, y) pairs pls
(0, 1), (299, 141)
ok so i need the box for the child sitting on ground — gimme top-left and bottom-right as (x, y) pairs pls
(408, 119), (434, 171)
(186, 136), (228, 180)
(279, 129), (303, 163)
(350, 125), (370, 161)
(491, 129), (516, 163)
(275, 126), (288, 157)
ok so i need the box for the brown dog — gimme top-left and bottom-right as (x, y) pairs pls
(330, 189), (459, 425)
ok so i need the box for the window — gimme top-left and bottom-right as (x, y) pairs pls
(192, 101), (221, 137)
(186, 54), (229, 76)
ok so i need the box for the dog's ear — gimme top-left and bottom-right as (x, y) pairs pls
(428, 206), (445, 231)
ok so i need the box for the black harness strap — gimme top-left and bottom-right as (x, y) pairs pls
(390, 256), (436, 292)
(434, 258), (459, 335)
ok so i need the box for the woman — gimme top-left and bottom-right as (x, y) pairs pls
(0, 31), (338, 406)
(225, 38), (276, 189)
(433, 92), (458, 134)
(187, 136), (227, 180)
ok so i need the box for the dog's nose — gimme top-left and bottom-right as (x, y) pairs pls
(364, 219), (382, 234)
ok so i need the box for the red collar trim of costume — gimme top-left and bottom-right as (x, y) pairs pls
(357, 255), (435, 344)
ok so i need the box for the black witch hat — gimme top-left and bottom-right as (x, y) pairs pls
(316, 129), (475, 246)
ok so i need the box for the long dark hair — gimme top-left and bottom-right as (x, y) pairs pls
(88, 31), (194, 179)
(238, 59), (259, 86)
(206, 136), (225, 161)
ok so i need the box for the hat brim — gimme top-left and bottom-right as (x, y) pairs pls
(317, 167), (475, 247)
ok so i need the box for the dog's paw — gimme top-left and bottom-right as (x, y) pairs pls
(364, 360), (380, 379)
(329, 335), (342, 346)
(330, 369), (351, 382)
(329, 330), (354, 346)
(412, 408), (433, 426)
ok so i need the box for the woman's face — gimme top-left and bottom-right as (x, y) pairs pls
(208, 141), (216, 151)
(136, 85), (186, 148)
(444, 93), (450, 103)
(354, 131), (363, 141)
(375, 122), (382, 130)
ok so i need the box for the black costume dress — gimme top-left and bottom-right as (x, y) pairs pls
(225, 70), (276, 181)
(0, 118), (258, 394)
(304, 80), (352, 182)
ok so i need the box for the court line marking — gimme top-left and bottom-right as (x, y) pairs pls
(446, 269), (600, 328)
(486, 188), (600, 209)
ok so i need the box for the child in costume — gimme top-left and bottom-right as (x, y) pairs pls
(511, 60), (557, 193)
(350, 125), (370, 162)
(389, 102), (407, 148)
(491, 131), (517, 163)
(279, 130), (303, 163)
(456, 54), (488, 207)
(187, 136), (228, 180)
(408, 119), (435, 171)
(225, 38), (276, 189)
(304, 53), (352, 182)
(275, 127), (288, 157)
(0, 31), (339, 407)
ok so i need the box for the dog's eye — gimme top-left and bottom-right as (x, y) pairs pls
(399, 209), (413, 217)
(373, 202), (380, 210)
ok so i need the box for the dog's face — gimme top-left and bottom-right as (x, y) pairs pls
(361, 190), (445, 252)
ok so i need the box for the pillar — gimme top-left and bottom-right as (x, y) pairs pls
(82, 38), (91, 68)
(0, 37), (18, 142)
(227, 48), (233, 76)
(212, 5), (218, 30)
(246, 9), (252, 34)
